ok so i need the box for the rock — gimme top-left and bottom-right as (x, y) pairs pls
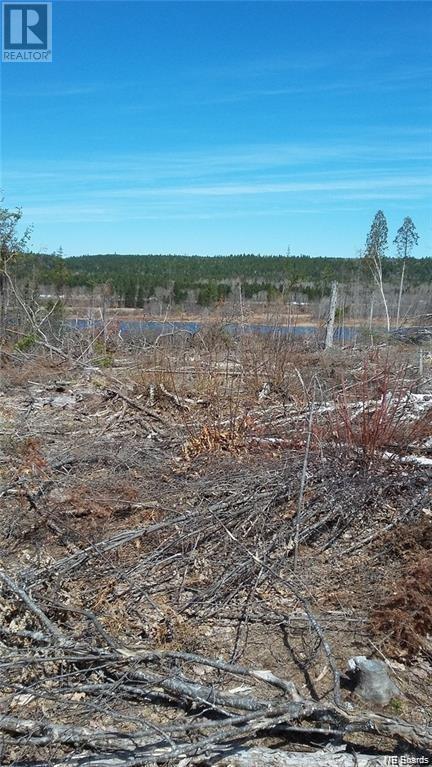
(347, 656), (400, 705)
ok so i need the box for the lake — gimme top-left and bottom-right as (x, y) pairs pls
(67, 318), (356, 340)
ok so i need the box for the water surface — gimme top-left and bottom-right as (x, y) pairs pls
(68, 318), (355, 340)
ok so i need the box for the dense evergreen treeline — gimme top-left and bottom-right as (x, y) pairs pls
(11, 252), (432, 308)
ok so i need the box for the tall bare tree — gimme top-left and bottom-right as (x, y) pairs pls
(364, 210), (390, 331)
(394, 217), (419, 327)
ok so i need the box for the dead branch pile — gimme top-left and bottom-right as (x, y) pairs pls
(0, 344), (431, 765)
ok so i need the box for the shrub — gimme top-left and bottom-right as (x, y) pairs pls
(14, 334), (37, 352)
(318, 358), (431, 468)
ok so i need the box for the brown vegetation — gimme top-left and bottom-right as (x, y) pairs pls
(370, 520), (432, 659)
(0, 331), (431, 765)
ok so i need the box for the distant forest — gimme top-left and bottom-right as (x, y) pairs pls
(12, 252), (432, 308)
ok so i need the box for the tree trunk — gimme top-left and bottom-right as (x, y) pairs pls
(0, 271), (9, 337)
(376, 274), (390, 332)
(396, 260), (405, 329)
(325, 281), (338, 349)
(214, 747), (389, 766)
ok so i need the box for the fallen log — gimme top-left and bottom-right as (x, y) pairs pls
(211, 748), (389, 766)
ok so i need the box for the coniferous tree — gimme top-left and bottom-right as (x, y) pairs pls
(394, 217), (419, 260)
(364, 210), (390, 331)
(394, 217), (419, 327)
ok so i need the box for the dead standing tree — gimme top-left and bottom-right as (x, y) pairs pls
(324, 281), (338, 350)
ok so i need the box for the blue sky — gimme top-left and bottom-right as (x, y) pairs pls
(1, 0), (431, 257)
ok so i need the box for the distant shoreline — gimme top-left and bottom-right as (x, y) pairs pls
(64, 307), (378, 329)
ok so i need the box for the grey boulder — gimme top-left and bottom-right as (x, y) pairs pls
(347, 656), (400, 705)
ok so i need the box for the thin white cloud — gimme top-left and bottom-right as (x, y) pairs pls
(5, 136), (431, 187)
(86, 174), (431, 199)
(6, 136), (431, 229)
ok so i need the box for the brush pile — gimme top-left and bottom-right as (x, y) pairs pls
(0, 338), (431, 765)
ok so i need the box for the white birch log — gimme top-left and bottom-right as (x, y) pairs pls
(213, 747), (390, 766)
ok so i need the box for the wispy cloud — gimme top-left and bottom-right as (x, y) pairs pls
(203, 52), (331, 80)
(197, 65), (432, 106)
(4, 131), (430, 228)
(14, 168), (431, 225)
(2, 81), (136, 99)
(5, 134), (431, 187)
